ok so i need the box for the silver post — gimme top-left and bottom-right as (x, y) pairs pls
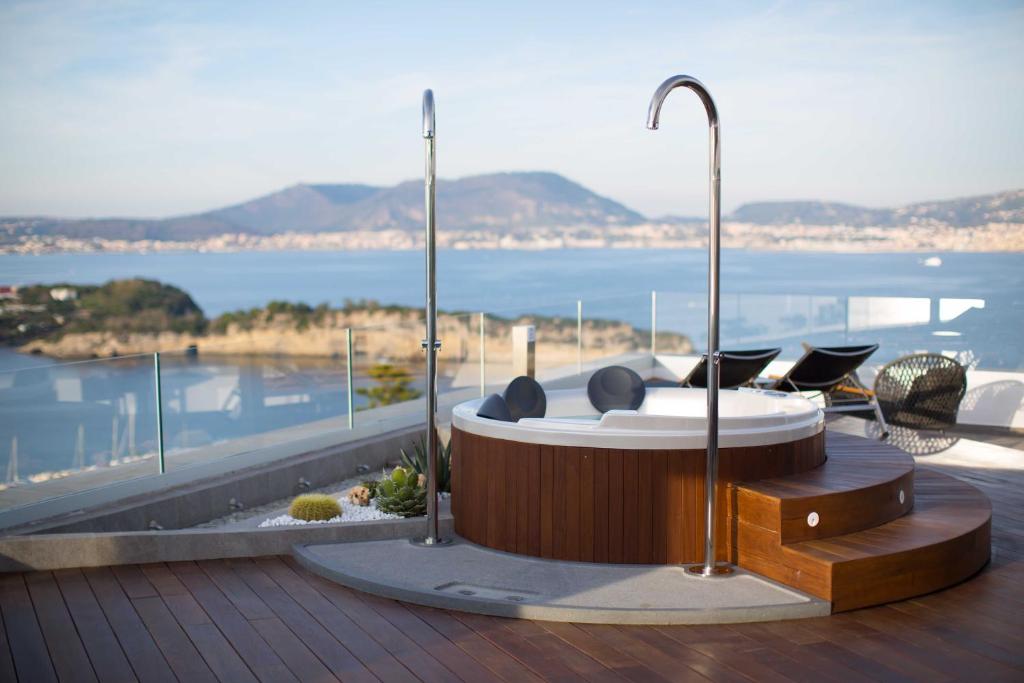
(346, 328), (354, 429)
(154, 352), (165, 474)
(648, 74), (730, 577)
(415, 88), (448, 547)
(650, 290), (658, 357)
(479, 312), (486, 396)
(576, 299), (583, 375)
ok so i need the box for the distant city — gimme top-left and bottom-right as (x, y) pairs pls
(2, 172), (1021, 254)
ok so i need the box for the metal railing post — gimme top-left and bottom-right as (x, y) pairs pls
(650, 290), (657, 357)
(346, 328), (354, 429)
(576, 299), (583, 375)
(479, 312), (486, 396)
(154, 352), (165, 474)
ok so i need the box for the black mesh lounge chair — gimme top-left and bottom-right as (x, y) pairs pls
(761, 344), (889, 438)
(874, 353), (966, 432)
(682, 348), (782, 389)
(588, 366), (646, 413)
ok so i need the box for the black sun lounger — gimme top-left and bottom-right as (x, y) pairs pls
(681, 348), (782, 389)
(760, 344), (889, 438)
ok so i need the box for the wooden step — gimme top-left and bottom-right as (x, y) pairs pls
(731, 431), (915, 544)
(734, 467), (992, 612)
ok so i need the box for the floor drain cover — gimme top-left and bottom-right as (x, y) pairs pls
(435, 582), (539, 603)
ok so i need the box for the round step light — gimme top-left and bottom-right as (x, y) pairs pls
(807, 511), (820, 527)
(899, 489), (906, 504)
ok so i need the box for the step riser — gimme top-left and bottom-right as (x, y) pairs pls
(831, 520), (991, 612)
(731, 543), (832, 602)
(730, 434), (992, 613)
(778, 470), (914, 542)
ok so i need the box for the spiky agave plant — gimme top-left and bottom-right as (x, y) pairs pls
(375, 466), (427, 517)
(399, 433), (451, 493)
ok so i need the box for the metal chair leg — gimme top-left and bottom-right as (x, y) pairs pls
(871, 397), (890, 440)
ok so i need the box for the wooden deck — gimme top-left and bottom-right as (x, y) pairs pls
(1, 459), (1022, 681)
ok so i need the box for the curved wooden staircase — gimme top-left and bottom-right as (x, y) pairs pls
(729, 431), (991, 612)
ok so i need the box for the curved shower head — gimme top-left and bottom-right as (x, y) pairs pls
(422, 89), (435, 139)
(645, 74), (718, 131)
(646, 73), (725, 578)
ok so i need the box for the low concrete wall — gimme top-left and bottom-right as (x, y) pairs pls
(0, 512), (454, 572)
(3, 425), (421, 536)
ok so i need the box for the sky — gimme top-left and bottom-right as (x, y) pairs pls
(0, 1), (1022, 219)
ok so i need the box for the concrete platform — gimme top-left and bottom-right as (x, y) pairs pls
(293, 537), (830, 624)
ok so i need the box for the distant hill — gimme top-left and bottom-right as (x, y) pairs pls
(1, 176), (1020, 243)
(1, 172), (644, 241)
(730, 189), (1024, 227)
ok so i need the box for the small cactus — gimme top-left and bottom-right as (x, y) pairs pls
(376, 465), (427, 517)
(289, 493), (341, 521)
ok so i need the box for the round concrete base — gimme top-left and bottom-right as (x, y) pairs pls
(292, 536), (830, 625)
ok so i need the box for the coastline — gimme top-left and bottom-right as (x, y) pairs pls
(13, 312), (692, 361)
(3, 221), (1022, 255)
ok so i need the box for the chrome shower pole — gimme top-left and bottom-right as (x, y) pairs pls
(647, 75), (730, 577)
(417, 89), (446, 546)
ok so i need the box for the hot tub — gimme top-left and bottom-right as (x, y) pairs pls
(450, 387), (825, 565)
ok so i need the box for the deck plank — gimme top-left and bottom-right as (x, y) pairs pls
(23, 572), (96, 683)
(281, 557), (461, 683)
(53, 568), (138, 683)
(167, 561), (299, 683)
(249, 616), (340, 683)
(404, 603), (546, 682)
(233, 557), (395, 683)
(451, 611), (587, 682)
(2, 432), (1024, 682)
(0, 574), (57, 683)
(130, 596), (219, 683)
(143, 564), (258, 683)
(81, 567), (177, 683)
(342, 585), (499, 682)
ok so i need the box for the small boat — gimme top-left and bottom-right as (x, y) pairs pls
(923, 256), (943, 267)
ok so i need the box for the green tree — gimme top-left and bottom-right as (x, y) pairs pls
(356, 363), (422, 408)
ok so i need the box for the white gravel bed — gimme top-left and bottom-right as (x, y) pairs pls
(258, 496), (402, 527)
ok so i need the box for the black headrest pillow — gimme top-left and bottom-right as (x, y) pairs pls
(476, 393), (514, 422)
(587, 365), (646, 413)
(503, 375), (547, 422)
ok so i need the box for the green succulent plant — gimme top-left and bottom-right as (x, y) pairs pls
(375, 466), (427, 517)
(400, 433), (451, 493)
(359, 479), (380, 498)
(288, 493), (341, 521)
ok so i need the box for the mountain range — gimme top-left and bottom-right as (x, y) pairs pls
(2, 172), (1021, 242)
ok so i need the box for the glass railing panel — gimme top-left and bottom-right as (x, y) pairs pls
(436, 312), (485, 396)
(348, 316), (432, 434)
(580, 292), (659, 368)
(476, 300), (585, 387)
(0, 353), (158, 510)
(157, 341), (350, 472)
(654, 290), (1024, 371)
(651, 291), (703, 359)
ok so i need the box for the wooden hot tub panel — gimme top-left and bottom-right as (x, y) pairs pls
(451, 427), (826, 565)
